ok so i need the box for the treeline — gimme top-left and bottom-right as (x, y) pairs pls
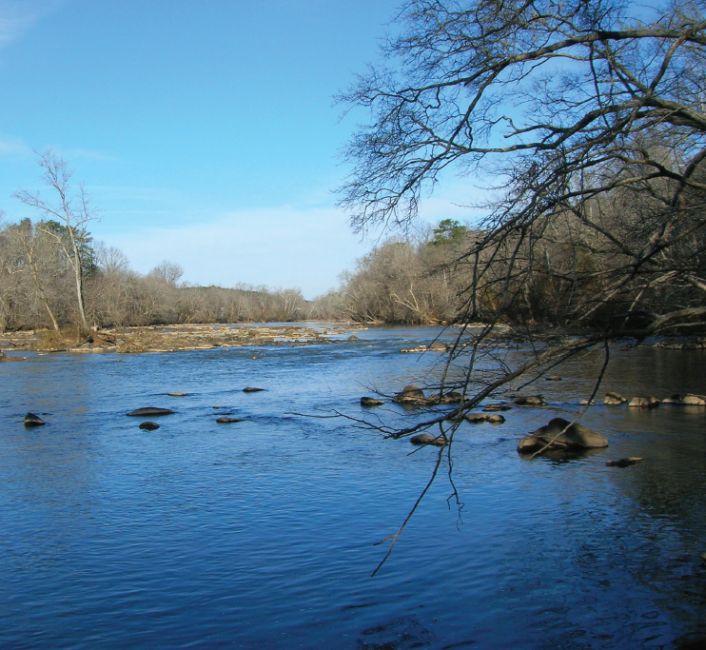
(0, 219), (311, 331)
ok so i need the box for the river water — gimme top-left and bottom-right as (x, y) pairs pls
(0, 326), (704, 648)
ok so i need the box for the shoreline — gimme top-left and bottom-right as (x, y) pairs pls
(0, 322), (364, 355)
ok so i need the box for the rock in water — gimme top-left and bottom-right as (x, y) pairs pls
(139, 421), (160, 431)
(514, 395), (545, 406)
(216, 416), (241, 424)
(242, 387), (265, 393)
(127, 407), (175, 417)
(167, 391), (188, 397)
(360, 396), (384, 407)
(24, 412), (45, 427)
(393, 385), (427, 406)
(628, 396), (660, 409)
(410, 433), (447, 446)
(606, 456), (643, 467)
(517, 417), (608, 455)
(604, 392), (626, 405)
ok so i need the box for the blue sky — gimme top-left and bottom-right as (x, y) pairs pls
(0, 0), (475, 298)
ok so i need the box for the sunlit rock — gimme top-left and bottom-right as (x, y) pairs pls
(410, 433), (447, 446)
(627, 396), (660, 409)
(24, 412), (45, 427)
(127, 407), (175, 417)
(517, 417), (608, 455)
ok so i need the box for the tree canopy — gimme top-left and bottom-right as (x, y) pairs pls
(340, 0), (706, 336)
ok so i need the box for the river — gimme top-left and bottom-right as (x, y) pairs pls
(0, 326), (704, 648)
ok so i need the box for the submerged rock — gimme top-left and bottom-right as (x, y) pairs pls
(606, 456), (643, 467)
(216, 416), (241, 424)
(242, 387), (265, 393)
(410, 433), (447, 446)
(360, 396), (384, 407)
(517, 417), (608, 455)
(127, 407), (175, 417)
(139, 421), (160, 431)
(24, 412), (45, 427)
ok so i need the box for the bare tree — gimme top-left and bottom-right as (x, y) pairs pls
(15, 152), (96, 333)
(339, 0), (706, 571)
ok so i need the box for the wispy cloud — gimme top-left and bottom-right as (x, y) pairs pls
(0, 134), (30, 157)
(0, 0), (58, 49)
(103, 204), (372, 299)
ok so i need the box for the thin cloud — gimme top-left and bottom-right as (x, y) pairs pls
(0, 0), (59, 49)
(0, 134), (30, 157)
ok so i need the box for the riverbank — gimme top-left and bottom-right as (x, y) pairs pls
(0, 322), (364, 355)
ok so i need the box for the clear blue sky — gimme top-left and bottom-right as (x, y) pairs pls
(0, 0), (474, 298)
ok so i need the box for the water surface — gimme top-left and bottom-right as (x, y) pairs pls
(1, 327), (704, 648)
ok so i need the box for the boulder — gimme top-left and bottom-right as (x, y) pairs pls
(127, 407), (175, 417)
(410, 433), (447, 446)
(139, 421), (160, 431)
(628, 396), (660, 409)
(347, 334), (360, 342)
(360, 396), (384, 407)
(242, 387), (265, 393)
(604, 392), (626, 405)
(514, 395), (545, 406)
(517, 417), (608, 455)
(24, 412), (45, 427)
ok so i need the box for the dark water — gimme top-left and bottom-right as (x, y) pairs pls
(0, 327), (704, 649)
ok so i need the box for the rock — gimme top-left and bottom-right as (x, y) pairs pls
(347, 334), (360, 342)
(410, 433), (447, 446)
(24, 412), (45, 427)
(580, 399), (596, 406)
(465, 413), (490, 423)
(483, 403), (511, 412)
(242, 387), (265, 393)
(604, 392), (626, 405)
(360, 396), (384, 407)
(517, 417), (608, 455)
(400, 341), (448, 353)
(216, 416), (241, 424)
(663, 393), (706, 406)
(167, 391), (188, 397)
(393, 385), (427, 405)
(628, 396), (660, 409)
(436, 391), (464, 404)
(127, 407), (175, 417)
(139, 421), (160, 431)
(545, 374), (562, 381)
(606, 456), (643, 467)
(514, 395), (545, 406)
(464, 412), (505, 424)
